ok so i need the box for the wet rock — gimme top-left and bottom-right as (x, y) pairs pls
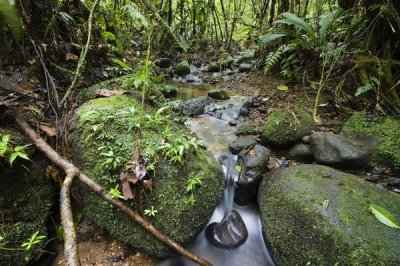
(239, 107), (249, 116)
(239, 63), (252, 73)
(287, 143), (314, 162)
(258, 164), (400, 266)
(175, 60), (190, 76)
(173, 96), (214, 116)
(155, 58), (171, 68)
(261, 107), (315, 147)
(310, 132), (369, 169)
(208, 89), (230, 100)
(190, 64), (199, 74)
(185, 74), (195, 83)
(205, 210), (248, 249)
(228, 137), (257, 154)
(235, 122), (257, 136)
(207, 62), (221, 72)
(235, 145), (270, 205)
(205, 96), (252, 123)
(68, 95), (223, 258)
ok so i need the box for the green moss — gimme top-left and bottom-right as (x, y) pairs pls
(0, 130), (54, 265)
(175, 60), (190, 76)
(342, 112), (400, 173)
(68, 95), (223, 257)
(261, 107), (315, 146)
(258, 165), (400, 266)
(207, 62), (220, 72)
(235, 122), (257, 135)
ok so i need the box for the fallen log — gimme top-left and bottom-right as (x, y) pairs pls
(10, 112), (213, 266)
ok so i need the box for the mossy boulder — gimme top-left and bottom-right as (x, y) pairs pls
(235, 122), (257, 136)
(175, 60), (190, 76)
(0, 130), (54, 265)
(207, 62), (221, 72)
(68, 95), (223, 258)
(258, 164), (400, 266)
(261, 108), (315, 147)
(342, 112), (400, 173)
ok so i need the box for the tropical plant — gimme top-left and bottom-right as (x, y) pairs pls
(21, 231), (45, 261)
(186, 175), (203, 205)
(144, 206), (158, 216)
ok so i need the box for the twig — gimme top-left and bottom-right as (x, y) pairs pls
(10, 112), (213, 266)
(60, 0), (100, 107)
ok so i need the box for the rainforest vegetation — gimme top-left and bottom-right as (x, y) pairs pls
(1, 0), (400, 265)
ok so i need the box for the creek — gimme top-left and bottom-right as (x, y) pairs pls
(159, 83), (275, 266)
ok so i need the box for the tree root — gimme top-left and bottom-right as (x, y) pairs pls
(11, 112), (213, 266)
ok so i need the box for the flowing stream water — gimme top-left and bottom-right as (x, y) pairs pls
(159, 83), (275, 266)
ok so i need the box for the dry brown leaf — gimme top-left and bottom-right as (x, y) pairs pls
(249, 148), (256, 156)
(94, 89), (127, 98)
(39, 124), (57, 137)
(65, 53), (79, 61)
(122, 182), (134, 200)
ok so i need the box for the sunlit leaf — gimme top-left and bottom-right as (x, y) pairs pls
(277, 85), (289, 91)
(370, 204), (400, 229)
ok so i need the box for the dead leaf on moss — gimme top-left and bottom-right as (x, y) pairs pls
(94, 89), (127, 98)
(65, 53), (79, 61)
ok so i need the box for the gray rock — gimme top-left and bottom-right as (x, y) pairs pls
(237, 51), (255, 64)
(239, 108), (249, 116)
(205, 210), (248, 248)
(208, 89), (230, 100)
(155, 58), (171, 68)
(235, 145), (270, 205)
(239, 63), (252, 73)
(228, 137), (257, 154)
(258, 164), (400, 266)
(173, 96), (214, 116)
(185, 74), (195, 83)
(235, 122), (257, 136)
(287, 143), (314, 162)
(310, 132), (369, 169)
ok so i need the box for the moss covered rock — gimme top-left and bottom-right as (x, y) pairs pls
(175, 60), (190, 76)
(0, 130), (54, 265)
(68, 95), (223, 258)
(261, 108), (315, 147)
(207, 89), (230, 100)
(342, 112), (400, 173)
(258, 164), (400, 266)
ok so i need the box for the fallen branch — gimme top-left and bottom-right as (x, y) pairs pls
(11, 112), (212, 266)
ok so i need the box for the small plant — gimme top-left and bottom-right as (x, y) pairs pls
(159, 136), (203, 164)
(100, 147), (124, 170)
(109, 185), (124, 199)
(21, 231), (45, 261)
(186, 175), (203, 205)
(144, 206), (158, 216)
(0, 134), (31, 166)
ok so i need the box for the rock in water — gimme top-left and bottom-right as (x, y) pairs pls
(205, 210), (248, 249)
(208, 89), (230, 100)
(173, 96), (214, 116)
(68, 94), (223, 258)
(235, 145), (270, 205)
(175, 60), (190, 76)
(228, 137), (257, 154)
(310, 132), (369, 169)
(258, 164), (400, 266)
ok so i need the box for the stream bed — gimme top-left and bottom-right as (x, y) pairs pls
(159, 83), (275, 266)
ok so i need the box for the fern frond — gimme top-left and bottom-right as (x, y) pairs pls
(264, 44), (294, 75)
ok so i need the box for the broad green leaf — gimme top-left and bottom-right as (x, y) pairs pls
(101, 31), (116, 41)
(112, 58), (133, 71)
(277, 85), (289, 91)
(275, 12), (315, 40)
(370, 204), (400, 229)
(259, 33), (287, 44)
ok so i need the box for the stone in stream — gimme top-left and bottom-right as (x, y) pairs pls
(208, 89), (230, 100)
(258, 164), (400, 266)
(175, 60), (190, 76)
(310, 132), (369, 169)
(237, 50), (255, 64)
(261, 107), (315, 147)
(205, 210), (248, 249)
(68, 92), (223, 258)
(0, 128), (54, 265)
(287, 143), (314, 162)
(173, 96), (214, 117)
(239, 63), (252, 72)
(228, 137), (257, 154)
(235, 145), (270, 206)
(235, 122), (257, 136)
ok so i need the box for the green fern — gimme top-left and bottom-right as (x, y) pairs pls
(355, 77), (380, 97)
(264, 44), (294, 75)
